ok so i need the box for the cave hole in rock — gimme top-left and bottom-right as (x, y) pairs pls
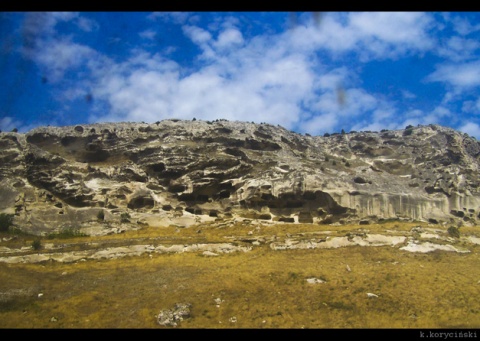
(128, 196), (155, 210)
(184, 207), (203, 215)
(169, 184), (187, 193)
(218, 190), (231, 198)
(80, 150), (111, 163)
(260, 190), (350, 219)
(278, 217), (295, 223)
(151, 163), (166, 172)
(298, 211), (314, 223)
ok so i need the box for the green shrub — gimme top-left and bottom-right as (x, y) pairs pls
(447, 226), (460, 238)
(0, 213), (14, 232)
(32, 239), (42, 251)
(46, 228), (88, 239)
(121, 212), (131, 223)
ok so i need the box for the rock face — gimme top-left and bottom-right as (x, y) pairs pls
(1, 119), (480, 235)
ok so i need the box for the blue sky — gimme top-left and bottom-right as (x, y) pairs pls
(2, 11), (480, 137)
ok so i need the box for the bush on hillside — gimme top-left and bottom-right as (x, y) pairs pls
(447, 226), (460, 238)
(0, 213), (14, 232)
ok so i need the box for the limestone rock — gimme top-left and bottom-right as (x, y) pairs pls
(157, 302), (192, 327)
(1, 120), (480, 234)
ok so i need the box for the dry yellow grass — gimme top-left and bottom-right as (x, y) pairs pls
(0, 221), (479, 328)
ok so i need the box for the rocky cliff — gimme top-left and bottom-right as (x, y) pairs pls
(1, 119), (480, 235)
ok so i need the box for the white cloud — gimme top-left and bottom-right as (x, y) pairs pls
(437, 36), (480, 61)
(22, 12), (78, 37)
(462, 99), (480, 114)
(459, 122), (480, 139)
(350, 101), (455, 134)
(462, 101), (476, 113)
(401, 90), (417, 99)
(341, 88), (378, 116)
(89, 54), (180, 122)
(21, 12), (79, 41)
(0, 117), (22, 132)
(35, 38), (96, 82)
(314, 67), (349, 90)
(49, 12), (78, 22)
(88, 45), (315, 129)
(394, 106), (453, 129)
(406, 109), (424, 118)
(430, 106), (452, 118)
(286, 12), (434, 60)
(441, 91), (456, 104)
(84, 18), (322, 130)
(76, 16), (99, 32)
(80, 12), (439, 135)
(182, 25), (212, 45)
(426, 61), (480, 88)
(372, 108), (395, 122)
(0, 115), (42, 133)
(20, 12), (100, 84)
(21, 12), (75, 55)
(18, 12), (461, 137)
(350, 106), (400, 133)
(148, 12), (192, 24)
(298, 112), (338, 135)
(349, 12), (432, 45)
(213, 28), (244, 49)
(139, 29), (156, 40)
(350, 12), (434, 60)
(449, 15), (480, 35)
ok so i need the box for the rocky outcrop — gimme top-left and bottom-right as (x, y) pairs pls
(1, 120), (480, 235)
(157, 303), (192, 327)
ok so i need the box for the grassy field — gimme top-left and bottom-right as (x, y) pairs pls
(0, 221), (479, 328)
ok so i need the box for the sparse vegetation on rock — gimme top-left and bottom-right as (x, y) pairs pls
(0, 213), (14, 232)
(448, 225), (461, 238)
(121, 212), (131, 223)
(31, 239), (42, 250)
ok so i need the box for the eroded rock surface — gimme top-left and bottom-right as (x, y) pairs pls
(1, 120), (480, 234)
(0, 224), (476, 264)
(157, 303), (192, 327)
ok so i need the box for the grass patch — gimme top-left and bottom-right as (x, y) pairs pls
(0, 221), (479, 328)
(46, 228), (88, 240)
(327, 301), (356, 311)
